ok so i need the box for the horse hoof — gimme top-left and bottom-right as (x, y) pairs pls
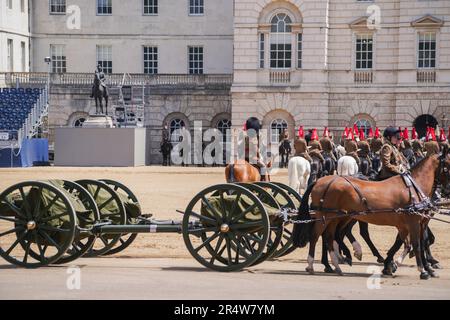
(305, 267), (314, 275)
(377, 257), (385, 264)
(324, 266), (334, 274)
(432, 263), (442, 270)
(354, 252), (362, 261)
(420, 272), (431, 280)
(382, 268), (393, 276)
(344, 257), (352, 266)
(428, 270), (439, 278)
(391, 262), (398, 273)
(335, 268), (344, 276)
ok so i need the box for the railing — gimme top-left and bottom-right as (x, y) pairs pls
(0, 72), (233, 87)
(17, 86), (49, 147)
(354, 70), (373, 84)
(417, 70), (436, 83)
(270, 70), (291, 84)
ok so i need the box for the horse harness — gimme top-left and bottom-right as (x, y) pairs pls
(308, 173), (436, 221)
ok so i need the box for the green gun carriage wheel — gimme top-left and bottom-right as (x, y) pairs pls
(56, 180), (101, 264)
(236, 183), (283, 266)
(75, 180), (127, 257)
(271, 182), (303, 257)
(254, 182), (297, 258)
(22, 180), (101, 265)
(0, 181), (76, 268)
(98, 179), (140, 256)
(183, 184), (270, 272)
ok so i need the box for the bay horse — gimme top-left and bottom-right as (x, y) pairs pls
(93, 75), (109, 115)
(293, 147), (450, 280)
(225, 160), (271, 183)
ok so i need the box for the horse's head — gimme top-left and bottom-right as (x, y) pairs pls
(437, 144), (450, 195)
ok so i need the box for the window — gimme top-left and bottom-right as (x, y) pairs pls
(7, 0), (12, 9)
(297, 33), (302, 69)
(7, 39), (13, 72)
(50, 44), (67, 73)
(270, 119), (288, 143)
(188, 46), (204, 74)
(270, 13), (292, 69)
(96, 45), (112, 74)
(170, 119), (186, 142)
(144, 0), (158, 15)
(50, 0), (66, 14)
(217, 119), (231, 142)
(354, 119), (372, 137)
(418, 32), (436, 69)
(259, 33), (265, 69)
(97, 0), (112, 15)
(74, 118), (86, 127)
(355, 34), (373, 69)
(144, 46), (158, 74)
(21, 42), (26, 72)
(189, 0), (204, 15)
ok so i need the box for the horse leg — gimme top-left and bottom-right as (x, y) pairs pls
(343, 221), (361, 262)
(382, 230), (407, 276)
(105, 95), (108, 116)
(410, 222), (430, 280)
(95, 97), (98, 114)
(424, 226), (440, 269)
(396, 239), (412, 265)
(325, 220), (343, 275)
(321, 233), (334, 273)
(359, 221), (384, 263)
(336, 220), (359, 266)
(338, 221), (355, 265)
(421, 222), (439, 278)
(306, 220), (326, 275)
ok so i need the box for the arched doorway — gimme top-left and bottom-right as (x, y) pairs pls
(413, 114), (438, 138)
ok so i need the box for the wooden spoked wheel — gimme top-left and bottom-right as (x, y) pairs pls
(236, 183), (283, 266)
(75, 180), (127, 257)
(271, 182), (302, 258)
(0, 181), (76, 268)
(254, 182), (297, 258)
(99, 179), (140, 256)
(183, 184), (269, 272)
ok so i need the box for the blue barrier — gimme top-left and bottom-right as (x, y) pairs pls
(0, 139), (49, 168)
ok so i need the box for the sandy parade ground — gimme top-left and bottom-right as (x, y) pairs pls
(0, 166), (449, 300)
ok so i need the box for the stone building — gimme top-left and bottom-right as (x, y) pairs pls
(0, 0), (30, 72)
(232, 0), (450, 142)
(1, 0), (449, 164)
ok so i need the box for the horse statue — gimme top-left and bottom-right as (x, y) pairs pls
(293, 146), (450, 279)
(91, 65), (109, 115)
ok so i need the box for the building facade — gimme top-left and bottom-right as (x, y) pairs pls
(0, 0), (30, 72)
(1, 0), (450, 164)
(232, 0), (450, 142)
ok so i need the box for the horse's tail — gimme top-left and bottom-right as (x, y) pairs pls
(292, 182), (316, 248)
(227, 164), (236, 183)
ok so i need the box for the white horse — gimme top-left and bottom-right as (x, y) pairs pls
(337, 156), (359, 176)
(335, 155), (362, 262)
(288, 156), (311, 195)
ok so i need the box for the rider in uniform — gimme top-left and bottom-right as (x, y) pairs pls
(90, 64), (108, 98)
(243, 117), (267, 181)
(378, 126), (409, 180)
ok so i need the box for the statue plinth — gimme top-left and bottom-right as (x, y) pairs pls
(82, 114), (114, 128)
